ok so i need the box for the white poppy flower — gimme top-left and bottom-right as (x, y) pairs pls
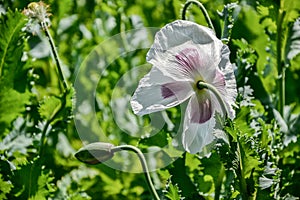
(131, 20), (237, 154)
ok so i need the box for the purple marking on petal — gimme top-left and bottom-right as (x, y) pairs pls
(161, 84), (175, 99)
(161, 82), (191, 99)
(175, 48), (200, 75)
(191, 97), (212, 123)
(213, 70), (225, 88)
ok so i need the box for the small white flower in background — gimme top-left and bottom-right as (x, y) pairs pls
(131, 20), (237, 154)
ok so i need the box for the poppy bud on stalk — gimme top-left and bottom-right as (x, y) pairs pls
(75, 142), (115, 165)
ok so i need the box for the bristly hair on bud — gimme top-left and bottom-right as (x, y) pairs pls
(23, 1), (52, 33)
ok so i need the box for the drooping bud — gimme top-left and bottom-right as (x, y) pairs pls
(75, 142), (115, 165)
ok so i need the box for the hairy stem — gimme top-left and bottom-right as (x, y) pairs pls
(182, 0), (215, 32)
(214, 164), (225, 200)
(39, 120), (51, 157)
(237, 141), (249, 200)
(41, 22), (68, 92)
(112, 145), (160, 200)
(276, 10), (286, 116)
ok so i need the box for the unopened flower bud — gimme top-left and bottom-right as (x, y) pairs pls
(75, 142), (115, 165)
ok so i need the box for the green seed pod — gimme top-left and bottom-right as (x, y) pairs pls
(75, 142), (115, 165)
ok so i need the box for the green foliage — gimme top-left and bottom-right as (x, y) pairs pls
(39, 96), (61, 121)
(0, 9), (26, 86)
(219, 2), (240, 43)
(0, 174), (13, 200)
(55, 166), (98, 199)
(10, 159), (56, 199)
(0, 9), (31, 135)
(38, 87), (75, 124)
(163, 178), (184, 200)
(0, 88), (30, 134)
(285, 18), (300, 64)
(0, 0), (300, 200)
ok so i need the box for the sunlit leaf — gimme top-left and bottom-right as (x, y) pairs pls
(0, 9), (31, 135)
(259, 175), (274, 190)
(0, 174), (13, 200)
(0, 9), (26, 88)
(10, 160), (55, 199)
(0, 88), (30, 135)
(285, 18), (300, 64)
(56, 166), (97, 199)
(38, 96), (61, 121)
(168, 155), (203, 199)
(273, 108), (288, 134)
(164, 178), (183, 200)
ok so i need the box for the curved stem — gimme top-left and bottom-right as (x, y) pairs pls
(182, 0), (215, 32)
(197, 81), (228, 117)
(41, 22), (69, 92)
(112, 145), (160, 200)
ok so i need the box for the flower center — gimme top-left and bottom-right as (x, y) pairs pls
(196, 80), (206, 90)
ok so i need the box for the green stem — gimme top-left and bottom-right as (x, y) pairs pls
(197, 81), (228, 117)
(182, 0), (215, 32)
(41, 22), (68, 92)
(39, 120), (51, 157)
(276, 10), (286, 116)
(237, 141), (248, 200)
(220, 4), (237, 44)
(39, 92), (67, 157)
(112, 145), (160, 200)
(214, 164), (225, 200)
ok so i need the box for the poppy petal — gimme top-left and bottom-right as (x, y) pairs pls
(182, 95), (216, 154)
(131, 67), (193, 116)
